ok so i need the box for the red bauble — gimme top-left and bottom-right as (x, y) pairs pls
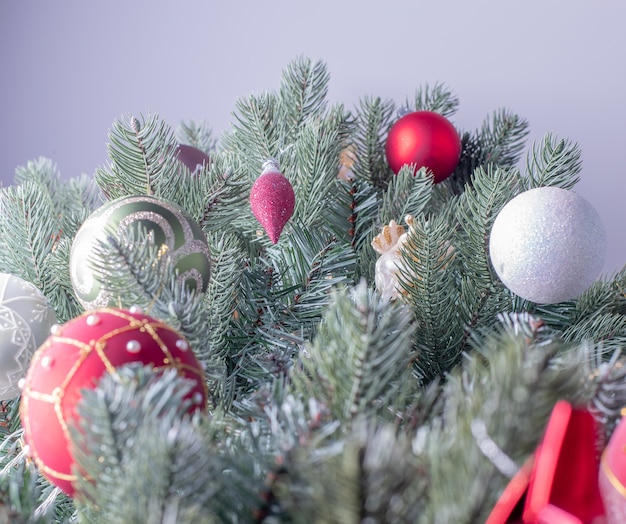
(250, 159), (295, 244)
(19, 308), (207, 496)
(385, 110), (461, 183)
(176, 144), (210, 174)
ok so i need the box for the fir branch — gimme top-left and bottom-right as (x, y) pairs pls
(453, 165), (524, 332)
(352, 96), (396, 188)
(454, 165), (522, 283)
(94, 113), (182, 199)
(13, 156), (61, 193)
(397, 213), (462, 382)
(278, 56), (330, 141)
(71, 365), (221, 523)
(405, 82), (460, 118)
(290, 107), (352, 228)
(279, 421), (428, 523)
(378, 167), (433, 228)
(327, 177), (380, 282)
(43, 237), (84, 323)
(562, 312), (626, 352)
(0, 165), (94, 320)
(176, 120), (217, 154)
(167, 151), (249, 235)
(290, 281), (417, 424)
(0, 182), (60, 294)
(204, 231), (246, 361)
(524, 133), (582, 190)
(447, 132), (480, 195)
(582, 345), (626, 445)
(278, 223), (357, 319)
(477, 108), (529, 167)
(0, 460), (64, 523)
(423, 314), (590, 523)
(226, 92), (281, 167)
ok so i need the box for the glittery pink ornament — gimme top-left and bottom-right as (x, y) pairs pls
(250, 160), (295, 243)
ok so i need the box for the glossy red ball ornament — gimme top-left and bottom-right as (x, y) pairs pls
(385, 110), (461, 183)
(20, 308), (207, 496)
(176, 144), (210, 174)
(250, 159), (295, 244)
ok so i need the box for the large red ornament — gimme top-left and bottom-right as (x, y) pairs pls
(599, 415), (626, 523)
(385, 110), (461, 183)
(486, 400), (605, 524)
(250, 159), (295, 243)
(20, 308), (207, 496)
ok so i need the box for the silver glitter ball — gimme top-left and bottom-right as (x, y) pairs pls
(489, 187), (606, 304)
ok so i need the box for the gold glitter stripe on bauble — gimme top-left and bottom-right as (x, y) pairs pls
(601, 448), (626, 498)
(20, 389), (77, 486)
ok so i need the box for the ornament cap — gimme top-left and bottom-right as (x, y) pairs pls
(262, 158), (281, 174)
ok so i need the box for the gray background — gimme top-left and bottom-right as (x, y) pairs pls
(2, 0), (625, 273)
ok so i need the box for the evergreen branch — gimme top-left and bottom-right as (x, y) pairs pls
(0, 163), (94, 320)
(44, 237), (84, 323)
(0, 182), (60, 295)
(582, 345), (626, 445)
(524, 133), (582, 190)
(88, 225), (168, 309)
(226, 224), (358, 396)
(397, 213), (462, 382)
(352, 96), (396, 188)
(176, 120), (217, 154)
(277, 224), (357, 319)
(13, 157), (60, 194)
(423, 315), (589, 522)
(279, 421), (428, 523)
(477, 109), (529, 167)
(562, 312), (626, 352)
(166, 151), (249, 235)
(447, 132), (480, 195)
(71, 365), (221, 523)
(455, 165), (523, 293)
(290, 281), (417, 424)
(226, 92), (280, 166)
(94, 113), (181, 199)
(204, 231), (246, 361)
(453, 165), (525, 338)
(405, 82), (460, 118)
(326, 177), (380, 281)
(378, 167), (433, 227)
(278, 56), (330, 140)
(88, 226), (217, 368)
(0, 458), (66, 524)
(291, 107), (351, 227)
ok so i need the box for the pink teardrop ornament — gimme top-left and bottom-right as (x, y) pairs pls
(250, 160), (295, 243)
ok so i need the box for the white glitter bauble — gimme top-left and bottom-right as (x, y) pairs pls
(489, 187), (606, 304)
(0, 273), (56, 400)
